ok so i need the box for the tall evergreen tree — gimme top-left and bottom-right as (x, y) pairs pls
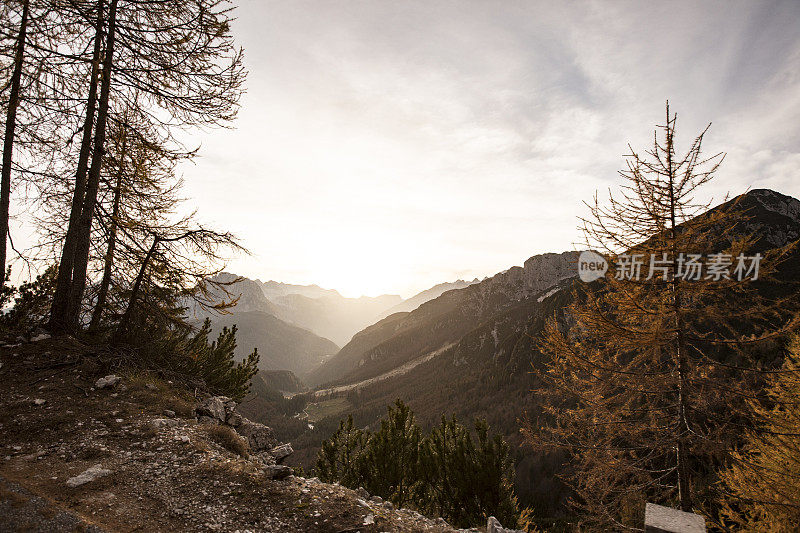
(361, 400), (422, 508)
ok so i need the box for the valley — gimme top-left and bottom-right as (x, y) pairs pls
(233, 188), (800, 519)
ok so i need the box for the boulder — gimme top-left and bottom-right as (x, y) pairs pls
(95, 375), (120, 389)
(264, 464), (292, 480)
(150, 418), (180, 429)
(487, 516), (525, 533)
(195, 395), (238, 425)
(66, 464), (112, 487)
(226, 411), (243, 427)
(269, 443), (293, 464)
(195, 396), (227, 424)
(236, 419), (276, 452)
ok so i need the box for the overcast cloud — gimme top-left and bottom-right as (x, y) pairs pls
(175, 0), (800, 297)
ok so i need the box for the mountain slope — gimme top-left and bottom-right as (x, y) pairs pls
(205, 310), (339, 378)
(270, 292), (402, 346)
(378, 279), (480, 317)
(293, 188), (800, 512)
(305, 251), (579, 387)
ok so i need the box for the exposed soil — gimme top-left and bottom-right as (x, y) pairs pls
(0, 336), (462, 532)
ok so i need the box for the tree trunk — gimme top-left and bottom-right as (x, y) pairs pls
(49, 0), (105, 332)
(665, 104), (693, 512)
(115, 236), (158, 342)
(0, 0), (30, 288)
(64, 0), (119, 333)
(89, 122), (127, 331)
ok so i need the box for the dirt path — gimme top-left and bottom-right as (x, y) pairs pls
(313, 343), (457, 399)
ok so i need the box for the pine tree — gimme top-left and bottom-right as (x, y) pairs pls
(523, 103), (800, 529)
(419, 415), (519, 528)
(316, 402), (520, 528)
(315, 414), (369, 488)
(718, 334), (800, 531)
(361, 399), (422, 508)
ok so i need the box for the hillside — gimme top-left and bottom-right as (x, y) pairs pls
(258, 369), (307, 394)
(305, 251), (579, 388)
(193, 273), (403, 348)
(205, 310), (339, 378)
(290, 188), (800, 513)
(378, 280), (481, 318)
(0, 338), (499, 533)
(270, 292), (403, 347)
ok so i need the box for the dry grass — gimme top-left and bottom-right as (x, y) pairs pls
(122, 371), (196, 417)
(203, 424), (249, 457)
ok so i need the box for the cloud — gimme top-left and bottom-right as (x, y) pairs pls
(174, 0), (800, 297)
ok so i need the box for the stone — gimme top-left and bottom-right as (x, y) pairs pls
(644, 503), (706, 533)
(33, 398), (46, 406)
(269, 443), (293, 464)
(264, 464), (292, 480)
(370, 495), (383, 504)
(66, 464), (111, 487)
(363, 513), (374, 525)
(145, 383), (158, 391)
(150, 418), (179, 429)
(164, 409), (176, 418)
(30, 333), (50, 342)
(197, 415), (216, 425)
(195, 396), (227, 424)
(236, 419), (276, 452)
(487, 516), (526, 533)
(95, 375), (120, 389)
(226, 411), (243, 427)
(356, 486), (369, 499)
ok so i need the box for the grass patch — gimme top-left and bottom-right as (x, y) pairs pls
(203, 425), (249, 457)
(121, 371), (196, 417)
(304, 397), (351, 423)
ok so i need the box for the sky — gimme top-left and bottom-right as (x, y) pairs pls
(173, 0), (800, 298)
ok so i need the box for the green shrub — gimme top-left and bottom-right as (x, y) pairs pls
(0, 265), (57, 335)
(315, 400), (520, 528)
(130, 318), (259, 401)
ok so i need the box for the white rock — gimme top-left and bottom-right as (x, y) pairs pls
(363, 513), (374, 525)
(644, 502), (706, 533)
(31, 333), (50, 342)
(66, 464), (111, 487)
(95, 375), (120, 389)
(150, 418), (179, 429)
(33, 398), (46, 406)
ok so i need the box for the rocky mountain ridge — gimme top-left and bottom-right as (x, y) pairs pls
(305, 250), (579, 387)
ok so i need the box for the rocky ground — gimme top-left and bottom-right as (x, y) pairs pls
(0, 335), (515, 533)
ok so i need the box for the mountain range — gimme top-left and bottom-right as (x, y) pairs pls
(284, 188), (800, 512)
(187, 272), (479, 379)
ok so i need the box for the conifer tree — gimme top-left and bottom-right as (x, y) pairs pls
(316, 414), (369, 488)
(316, 402), (521, 528)
(361, 400), (422, 508)
(718, 334), (800, 531)
(48, 0), (246, 333)
(523, 103), (800, 529)
(419, 416), (519, 528)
